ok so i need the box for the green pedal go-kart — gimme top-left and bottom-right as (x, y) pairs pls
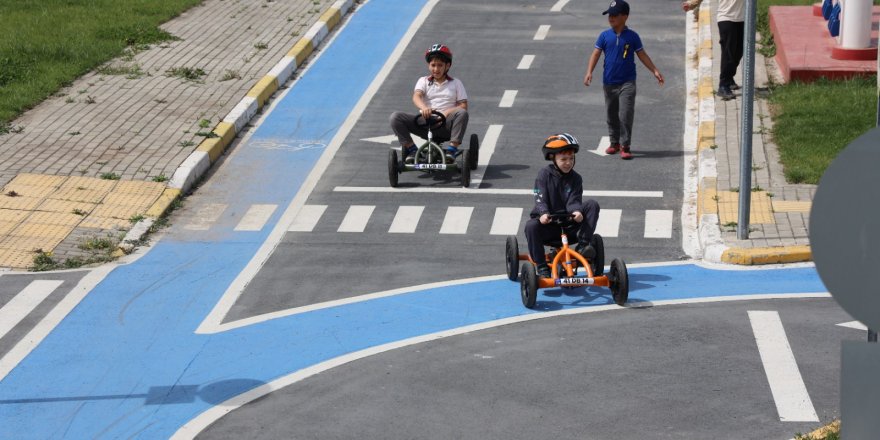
(388, 110), (479, 188)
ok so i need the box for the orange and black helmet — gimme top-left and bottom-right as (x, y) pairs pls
(542, 133), (580, 160)
(425, 44), (453, 63)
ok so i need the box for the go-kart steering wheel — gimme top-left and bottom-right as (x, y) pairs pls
(414, 109), (447, 130)
(548, 213), (577, 226)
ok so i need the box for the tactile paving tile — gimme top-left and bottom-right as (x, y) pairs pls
(102, 192), (160, 209)
(0, 196), (44, 210)
(0, 208), (29, 223)
(112, 180), (166, 196)
(0, 247), (38, 269)
(79, 216), (131, 230)
(50, 188), (110, 204)
(27, 211), (85, 227)
(1, 183), (58, 199)
(36, 199), (97, 215)
(718, 191), (775, 224)
(90, 203), (144, 220)
(6, 173), (66, 188)
(772, 200), (812, 213)
(0, 235), (64, 253)
(56, 176), (117, 193)
(0, 221), (19, 236)
(9, 222), (73, 239)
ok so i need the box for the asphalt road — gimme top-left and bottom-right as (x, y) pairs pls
(199, 297), (851, 439)
(228, 0), (687, 323)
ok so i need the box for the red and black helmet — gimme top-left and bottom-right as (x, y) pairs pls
(541, 133), (580, 160)
(425, 43), (453, 63)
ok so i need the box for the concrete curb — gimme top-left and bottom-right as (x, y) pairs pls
(692, 2), (812, 265)
(118, 0), (356, 253)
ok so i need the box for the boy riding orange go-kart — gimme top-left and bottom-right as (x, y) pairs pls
(504, 133), (628, 309)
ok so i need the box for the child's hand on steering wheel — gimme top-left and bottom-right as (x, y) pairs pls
(419, 107), (433, 119)
(572, 211), (584, 223)
(539, 213), (551, 224)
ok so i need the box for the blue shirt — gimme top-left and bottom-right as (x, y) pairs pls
(594, 27), (643, 85)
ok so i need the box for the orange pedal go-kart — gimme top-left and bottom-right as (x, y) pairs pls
(505, 214), (628, 309)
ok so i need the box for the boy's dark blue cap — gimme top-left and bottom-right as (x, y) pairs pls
(602, 0), (630, 15)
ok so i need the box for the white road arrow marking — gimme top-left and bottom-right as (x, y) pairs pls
(361, 134), (426, 145)
(588, 136), (611, 156)
(837, 321), (867, 331)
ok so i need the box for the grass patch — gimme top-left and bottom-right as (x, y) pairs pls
(0, 0), (200, 125)
(769, 77), (877, 184)
(165, 66), (207, 82)
(757, 0), (880, 184)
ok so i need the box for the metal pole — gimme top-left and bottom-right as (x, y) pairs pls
(737, 0), (757, 239)
(869, 328), (878, 343)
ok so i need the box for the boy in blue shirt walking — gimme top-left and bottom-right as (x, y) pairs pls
(583, 0), (664, 160)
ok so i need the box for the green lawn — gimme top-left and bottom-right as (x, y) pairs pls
(0, 0), (202, 127)
(758, 0), (879, 184)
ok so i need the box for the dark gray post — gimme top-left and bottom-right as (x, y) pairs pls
(737, 0), (757, 239)
(869, 328), (878, 343)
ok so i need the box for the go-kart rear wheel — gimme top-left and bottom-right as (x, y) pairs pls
(590, 234), (605, 276)
(609, 258), (628, 306)
(460, 149), (471, 188)
(387, 149), (399, 188)
(520, 262), (537, 309)
(505, 235), (519, 281)
(469, 133), (479, 170)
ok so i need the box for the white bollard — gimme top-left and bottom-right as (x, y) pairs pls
(840, 0), (873, 49)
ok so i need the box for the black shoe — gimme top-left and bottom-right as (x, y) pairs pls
(575, 242), (596, 260)
(729, 82), (741, 91)
(717, 86), (735, 100)
(536, 263), (551, 278)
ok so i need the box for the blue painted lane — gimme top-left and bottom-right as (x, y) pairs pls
(0, 257), (825, 438)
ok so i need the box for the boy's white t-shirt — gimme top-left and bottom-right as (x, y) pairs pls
(414, 76), (468, 111)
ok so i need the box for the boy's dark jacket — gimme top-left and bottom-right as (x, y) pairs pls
(530, 164), (584, 218)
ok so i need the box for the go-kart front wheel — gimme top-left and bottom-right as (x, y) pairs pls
(505, 236), (519, 281)
(387, 149), (399, 188)
(469, 133), (479, 170)
(460, 149), (471, 188)
(590, 234), (605, 276)
(520, 262), (537, 309)
(609, 258), (628, 306)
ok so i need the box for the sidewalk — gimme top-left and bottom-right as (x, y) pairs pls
(693, 4), (815, 265)
(0, 0), (354, 270)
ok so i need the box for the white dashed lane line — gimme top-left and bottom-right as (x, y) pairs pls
(533, 25), (550, 40)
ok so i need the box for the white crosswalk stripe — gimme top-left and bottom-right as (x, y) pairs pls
(440, 206), (473, 234)
(184, 203), (227, 230)
(338, 205), (375, 232)
(0, 280), (63, 340)
(276, 204), (673, 238)
(288, 204), (327, 232)
(389, 206), (424, 233)
(644, 210), (674, 238)
(234, 204), (277, 231)
(595, 209), (622, 238)
(490, 207), (523, 235)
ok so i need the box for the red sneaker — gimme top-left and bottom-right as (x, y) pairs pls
(605, 143), (621, 154)
(620, 146), (633, 160)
